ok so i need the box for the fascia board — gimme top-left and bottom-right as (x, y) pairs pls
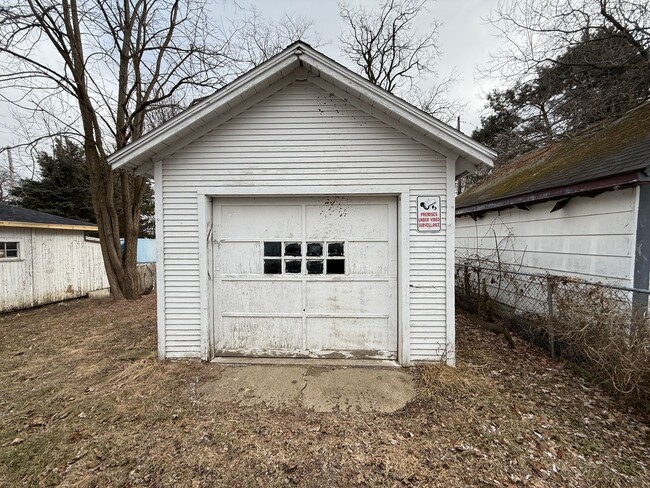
(299, 51), (496, 167)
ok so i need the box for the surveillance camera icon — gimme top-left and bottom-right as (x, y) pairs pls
(419, 200), (437, 211)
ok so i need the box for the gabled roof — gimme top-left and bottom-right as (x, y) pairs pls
(0, 203), (97, 231)
(456, 102), (650, 215)
(108, 41), (495, 175)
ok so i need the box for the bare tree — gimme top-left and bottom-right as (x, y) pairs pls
(339, 0), (439, 92)
(472, 0), (650, 163)
(339, 0), (463, 122)
(409, 72), (467, 124)
(228, 6), (320, 69)
(487, 0), (650, 82)
(0, 0), (292, 299)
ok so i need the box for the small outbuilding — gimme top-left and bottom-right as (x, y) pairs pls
(0, 203), (109, 312)
(456, 102), (650, 289)
(108, 42), (495, 365)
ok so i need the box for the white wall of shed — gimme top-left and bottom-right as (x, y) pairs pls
(0, 227), (109, 312)
(157, 79), (451, 360)
(455, 188), (638, 287)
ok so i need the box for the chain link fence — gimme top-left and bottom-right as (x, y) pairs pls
(455, 259), (650, 411)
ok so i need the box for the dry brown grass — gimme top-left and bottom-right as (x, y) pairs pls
(0, 295), (648, 487)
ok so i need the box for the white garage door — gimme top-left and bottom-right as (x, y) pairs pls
(212, 196), (398, 359)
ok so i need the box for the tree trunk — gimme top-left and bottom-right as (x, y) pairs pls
(62, 0), (143, 301)
(84, 143), (142, 300)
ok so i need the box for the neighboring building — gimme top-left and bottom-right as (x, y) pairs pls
(108, 41), (495, 365)
(0, 203), (109, 312)
(120, 238), (156, 263)
(456, 102), (650, 289)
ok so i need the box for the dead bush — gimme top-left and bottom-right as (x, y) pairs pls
(456, 260), (650, 415)
(551, 282), (650, 413)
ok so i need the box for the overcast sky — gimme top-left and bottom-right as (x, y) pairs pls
(1, 0), (503, 175)
(219, 0), (503, 133)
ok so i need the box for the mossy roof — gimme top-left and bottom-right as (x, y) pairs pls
(456, 102), (650, 210)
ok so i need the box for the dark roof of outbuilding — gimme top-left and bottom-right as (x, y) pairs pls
(456, 102), (650, 213)
(0, 203), (97, 229)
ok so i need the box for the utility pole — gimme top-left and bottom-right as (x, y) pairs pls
(6, 147), (15, 187)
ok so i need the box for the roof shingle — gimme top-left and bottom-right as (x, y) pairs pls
(456, 102), (650, 211)
(0, 203), (96, 228)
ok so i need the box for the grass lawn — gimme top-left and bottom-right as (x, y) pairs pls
(0, 294), (648, 487)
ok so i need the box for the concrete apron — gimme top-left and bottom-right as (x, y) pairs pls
(198, 363), (416, 413)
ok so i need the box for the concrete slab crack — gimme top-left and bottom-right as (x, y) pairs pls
(299, 369), (309, 396)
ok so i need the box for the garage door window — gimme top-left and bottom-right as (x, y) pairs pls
(263, 241), (345, 275)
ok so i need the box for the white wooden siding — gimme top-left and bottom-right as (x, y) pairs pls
(456, 188), (637, 286)
(0, 227), (109, 312)
(159, 80), (449, 360)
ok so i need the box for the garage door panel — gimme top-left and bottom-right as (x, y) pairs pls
(348, 242), (389, 275)
(220, 204), (302, 239)
(305, 203), (388, 239)
(305, 281), (389, 315)
(305, 317), (393, 356)
(218, 317), (303, 351)
(213, 196), (397, 359)
(219, 242), (261, 274)
(221, 280), (303, 314)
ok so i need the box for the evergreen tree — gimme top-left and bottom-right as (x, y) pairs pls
(12, 139), (155, 237)
(473, 27), (650, 165)
(12, 139), (95, 222)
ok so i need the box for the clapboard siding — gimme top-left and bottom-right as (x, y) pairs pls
(456, 188), (637, 286)
(0, 228), (109, 312)
(160, 80), (449, 360)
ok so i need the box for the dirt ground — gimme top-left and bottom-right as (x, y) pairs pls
(0, 294), (648, 487)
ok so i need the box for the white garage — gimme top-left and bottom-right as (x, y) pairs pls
(108, 42), (495, 366)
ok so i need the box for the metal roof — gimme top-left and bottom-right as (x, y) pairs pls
(108, 41), (495, 174)
(0, 203), (97, 230)
(456, 102), (650, 213)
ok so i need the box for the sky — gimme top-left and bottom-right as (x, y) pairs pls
(0, 0), (503, 176)
(217, 0), (503, 133)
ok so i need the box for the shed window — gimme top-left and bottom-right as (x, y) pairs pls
(0, 242), (19, 259)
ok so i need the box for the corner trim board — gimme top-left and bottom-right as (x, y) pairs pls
(153, 161), (167, 360)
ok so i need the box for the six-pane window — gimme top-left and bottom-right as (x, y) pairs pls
(263, 241), (345, 275)
(0, 242), (19, 259)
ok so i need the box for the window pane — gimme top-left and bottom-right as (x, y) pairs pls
(307, 260), (323, 274)
(264, 242), (282, 257)
(307, 242), (323, 257)
(327, 259), (345, 274)
(328, 242), (344, 257)
(6, 249), (18, 258)
(284, 242), (302, 257)
(6, 242), (17, 251)
(264, 259), (282, 274)
(285, 259), (301, 273)
(0, 249), (5, 258)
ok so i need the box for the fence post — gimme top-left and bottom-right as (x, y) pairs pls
(476, 267), (481, 316)
(546, 276), (555, 358)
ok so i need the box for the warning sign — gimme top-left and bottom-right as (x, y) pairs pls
(416, 196), (441, 233)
